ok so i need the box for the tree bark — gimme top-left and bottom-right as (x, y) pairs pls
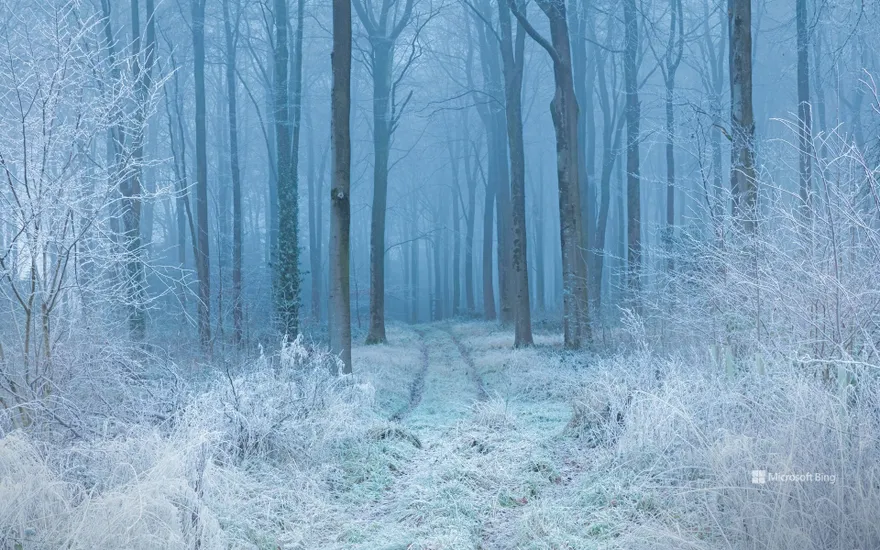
(193, 0), (212, 353)
(463, 138), (477, 315)
(796, 0), (812, 226)
(274, 0), (300, 337)
(623, 0), (641, 306)
(330, 0), (353, 373)
(498, 0), (533, 346)
(510, 0), (591, 348)
(223, 0), (244, 345)
(729, 0), (757, 233)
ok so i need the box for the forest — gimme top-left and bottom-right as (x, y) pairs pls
(1, 0), (879, 547)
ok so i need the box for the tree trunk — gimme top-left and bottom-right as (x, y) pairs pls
(464, 142), (477, 315)
(193, 0), (212, 353)
(796, 0), (812, 226)
(330, 0), (353, 373)
(512, 0), (591, 348)
(623, 0), (641, 306)
(274, 0), (300, 337)
(532, 167), (545, 313)
(591, 40), (624, 316)
(307, 110), (327, 323)
(498, 0), (533, 346)
(125, 0), (156, 340)
(366, 42), (392, 343)
(482, 171), (496, 320)
(451, 145), (461, 316)
(729, 0), (757, 233)
(223, 0), (244, 345)
(410, 195), (419, 323)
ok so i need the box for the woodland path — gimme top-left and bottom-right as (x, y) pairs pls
(338, 322), (591, 550)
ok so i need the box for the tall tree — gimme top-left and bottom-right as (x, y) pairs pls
(330, 0), (353, 373)
(660, 0), (683, 269)
(193, 0), (212, 352)
(223, 0), (244, 344)
(796, 0), (812, 226)
(353, 0), (416, 344)
(510, 0), (592, 349)
(471, 0), (514, 324)
(462, 128), (478, 315)
(622, 0), (641, 306)
(274, 0), (301, 336)
(307, 108), (328, 322)
(498, 0), (532, 346)
(591, 20), (625, 313)
(729, 0), (756, 232)
(126, 0), (157, 340)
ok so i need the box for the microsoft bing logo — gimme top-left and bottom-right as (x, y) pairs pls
(751, 470), (767, 484)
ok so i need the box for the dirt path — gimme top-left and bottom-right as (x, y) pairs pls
(340, 323), (578, 549)
(389, 328), (429, 422)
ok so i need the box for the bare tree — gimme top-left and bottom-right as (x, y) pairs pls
(193, 0), (212, 352)
(498, 0), (532, 346)
(274, 0), (301, 337)
(729, 0), (756, 232)
(223, 0), (244, 344)
(330, 0), (353, 373)
(510, 0), (591, 349)
(796, 0), (812, 226)
(623, 0), (641, 306)
(353, 0), (417, 344)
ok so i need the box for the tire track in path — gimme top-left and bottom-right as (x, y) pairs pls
(389, 328), (429, 422)
(445, 324), (488, 401)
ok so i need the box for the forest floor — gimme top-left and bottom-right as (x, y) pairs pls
(4, 321), (875, 549)
(330, 322), (605, 549)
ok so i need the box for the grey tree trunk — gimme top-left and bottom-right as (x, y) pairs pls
(464, 140), (477, 315)
(592, 39), (624, 315)
(366, 42), (392, 343)
(510, 0), (592, 348)
(450, 141), (462, 316)
(729, 0), (757, 233)
(352, 0), (415, 344)
(409, 195), (419, 323)
(796, 0), (812, 225)
(125, 0), (156, 341)
(222, 0), (244, 345)
(623, 0), (641, 306)
(193, 0), (212, 353)
(663, 0), (683, 272)
(330, 0), (353, 373)
(274, 0), (301, 337)
(498, 0), (533, 346)
(307, 111), (328, 323)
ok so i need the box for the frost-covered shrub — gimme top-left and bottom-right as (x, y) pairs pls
(582, 353), (880, 550)
(0, 336), (378, 549)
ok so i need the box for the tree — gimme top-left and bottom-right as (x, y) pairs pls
(353, 0), (417, 344)
(729, 0), (756, 232)
(223, 0), (244, 344)
(796, 0), (812, 226)
(510, 0), (591, 349)
(590, 16), (625, 313)
(330, 0), (353, 373)
(498, 0), (533, 346)
(193, 0), (211, 352)
(655, 0), (684, 270)
(125, 0), (157, 341)
(623, 0), (641, 306)
(470, 0), (514, 323)
(274, 0), (301, 337)
(307, 107), (328, 323)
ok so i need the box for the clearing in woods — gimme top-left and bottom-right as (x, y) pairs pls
(339, 322), (593, 549)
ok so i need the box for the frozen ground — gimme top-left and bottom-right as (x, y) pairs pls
(2, 322), (879, 549)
